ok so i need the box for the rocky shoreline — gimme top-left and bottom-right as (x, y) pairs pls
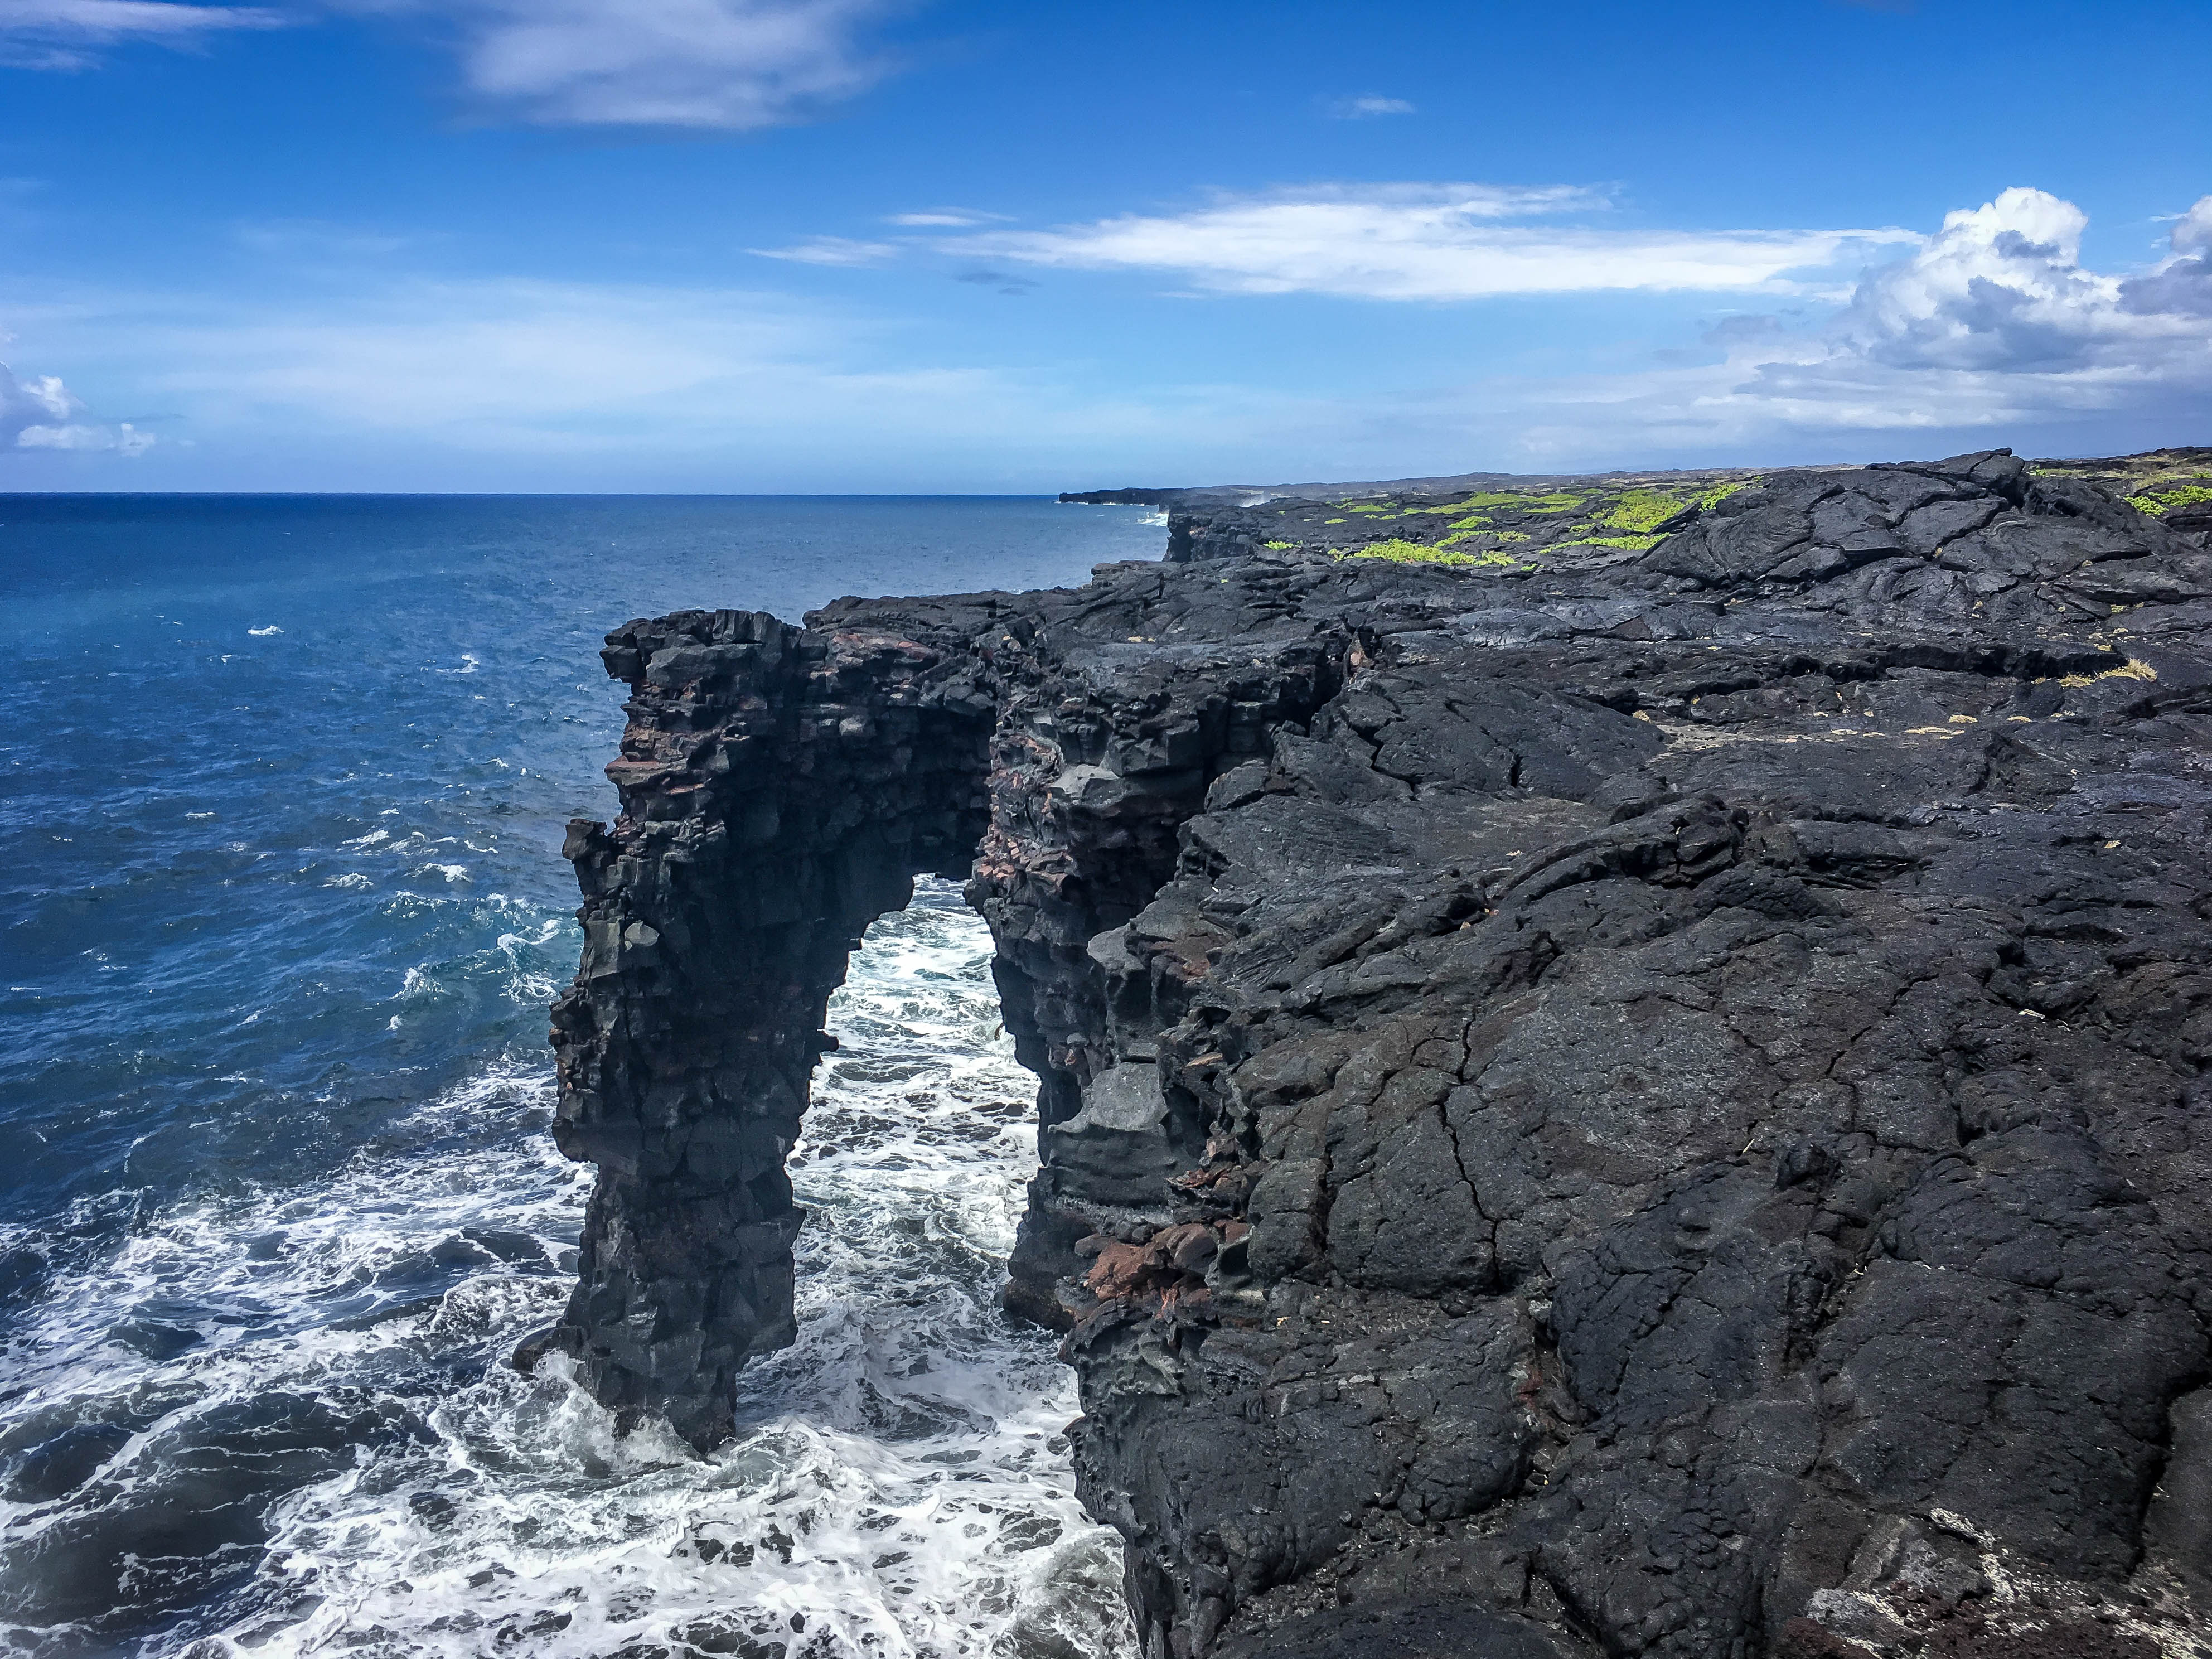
(534, 447), (2212, 1658)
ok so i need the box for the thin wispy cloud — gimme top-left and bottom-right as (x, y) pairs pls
(1325, 95), (1414, 119)
(344, 0), (909, 129)
(0, 0), (285, 69)
(947, 183), (1920, 301)
(9, 188), (2204, 484)
(1, 276), (1257, 486)
(748, 235), (899, 265)
(884, 209), (1008, 227)
(233, 217), (414, 259)
(2, 0), (913, 128)
(954, 268), (1034, 295)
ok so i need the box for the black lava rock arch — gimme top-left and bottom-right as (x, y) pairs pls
(541, 451), (2212, 1658)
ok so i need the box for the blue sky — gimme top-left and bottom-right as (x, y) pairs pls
(1, 0), (2207, 491)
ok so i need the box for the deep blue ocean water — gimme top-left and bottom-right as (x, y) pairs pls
(0, 496), (1165, 1659)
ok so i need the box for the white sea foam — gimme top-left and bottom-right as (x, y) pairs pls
(0, 883), (1133, 1659)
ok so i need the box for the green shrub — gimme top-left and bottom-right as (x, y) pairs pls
(2127, 482), (2212, 514)
(1343, 538), (1535, 571)
(1555, 533), (1666, 552)
(1599, 490), (1690, 533)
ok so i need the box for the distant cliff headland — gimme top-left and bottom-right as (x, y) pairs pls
(536, 446), (2212, 1658)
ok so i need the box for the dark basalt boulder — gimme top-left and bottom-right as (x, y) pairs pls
(541, 448), (2212, 1657)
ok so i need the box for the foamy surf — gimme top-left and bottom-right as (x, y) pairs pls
(0, 884), (1133, 1659)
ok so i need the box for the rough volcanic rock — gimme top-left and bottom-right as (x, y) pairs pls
(543, 448), (2212, 1657)
(2030, 448), (2212, 549)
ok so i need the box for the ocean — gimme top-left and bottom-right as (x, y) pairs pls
(0, 495), (1167, 1659)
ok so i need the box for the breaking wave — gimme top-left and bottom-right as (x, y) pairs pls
(0, 887), (1133, 1659)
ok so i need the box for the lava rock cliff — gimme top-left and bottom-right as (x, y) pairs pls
(540, 448), (2212, 1658)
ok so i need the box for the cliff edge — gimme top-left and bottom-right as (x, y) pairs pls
(538, 447), (2212, 1658)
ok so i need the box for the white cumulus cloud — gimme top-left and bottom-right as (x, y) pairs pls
(0, 359), (153, 453)
(948, 183), (1921, 301)
(1404, 187), (2212, 463)
(1721, 187), (2212, 422)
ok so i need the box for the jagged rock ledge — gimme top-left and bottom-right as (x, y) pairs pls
(537, 448), (2212, 1659)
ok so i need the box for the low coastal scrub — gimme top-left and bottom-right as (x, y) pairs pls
(2127, 480), (2212, 515)
(1304, 477), (1765, 569)
(1345, 538), (1535, 571)
(1600, 490), (1688, 534)
(1556, 533), (1667, 552)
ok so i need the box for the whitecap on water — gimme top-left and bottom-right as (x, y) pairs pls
(0, 881), (1134, 1659)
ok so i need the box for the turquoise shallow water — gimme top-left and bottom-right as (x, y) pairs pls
(0, 495), (1163, 1658)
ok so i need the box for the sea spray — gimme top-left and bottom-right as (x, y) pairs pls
(1, 886), (1134, 1659)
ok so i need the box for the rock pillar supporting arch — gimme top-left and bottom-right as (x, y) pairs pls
(540, 606), (1003, 1447)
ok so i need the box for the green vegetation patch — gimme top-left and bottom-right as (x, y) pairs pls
(1696, 477), (1758, 510)
(1319, 478), (1758, 549)
(1598, 489), (1690, 534)
(1350, 537), (1457, 562)
(1403, 488), (1584, 515)
(1324, 517), (1347, 524)
(2127, 481), (2212, 515)
(1344, 538), (1535, 572)
(1406, 496), (1504, 515)
(1555, 533), (1667, 552)
(1262, 539), (1297, 549)
(1449, 490), (1557, 510)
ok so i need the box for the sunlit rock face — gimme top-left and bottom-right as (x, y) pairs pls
(546, 449), (2212, 1658)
